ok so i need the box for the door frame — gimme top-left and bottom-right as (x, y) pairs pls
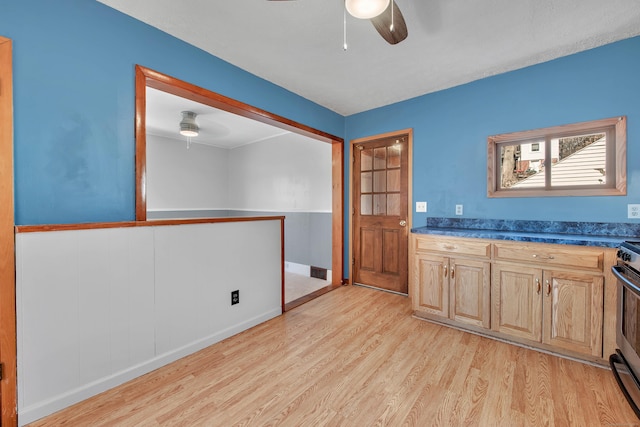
(0, 35), (17, 425)
(349, 129), (413, 293)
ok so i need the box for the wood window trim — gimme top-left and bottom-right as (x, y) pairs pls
(487, 116), (626, 198)
(134, 65), (345, 299)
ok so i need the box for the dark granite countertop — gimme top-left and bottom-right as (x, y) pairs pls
(411, 218), (640, 248)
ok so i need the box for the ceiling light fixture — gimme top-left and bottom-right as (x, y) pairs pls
(345, 0), (389, 19)
(179, 111), (199, 137)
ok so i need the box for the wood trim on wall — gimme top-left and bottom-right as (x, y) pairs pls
(135, 67), (147, 221)
(134, 65), (345, 300)
(0, 35), (17, 426)
(332, 142), (344, 287)
(15, 216), (286, 234)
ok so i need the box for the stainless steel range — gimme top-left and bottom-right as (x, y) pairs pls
(611, 241), (640, 418)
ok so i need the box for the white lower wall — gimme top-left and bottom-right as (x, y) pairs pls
(16, 220), (282, 426)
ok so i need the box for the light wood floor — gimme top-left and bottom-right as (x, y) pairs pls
(29, 285), (639, 426)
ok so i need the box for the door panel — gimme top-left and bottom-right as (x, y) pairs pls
(382, 229), (400, 274)
(359, 228), (376, 271)
(353, 134), (409, 294)
(414, 254), (448, 317)
(492, 264), (543, 341)
(542, 270), (603, 356)
(450, 258), (491, 328)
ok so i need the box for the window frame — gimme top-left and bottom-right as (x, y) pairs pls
(487, 116), (626, 198)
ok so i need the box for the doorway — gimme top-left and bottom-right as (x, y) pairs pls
(351, 130), (412, 295)
(135, 66), (344, 311)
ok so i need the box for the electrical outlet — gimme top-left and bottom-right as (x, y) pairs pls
(455, 204), (463, 215)
(416, 201), (427, 212)
(629, 204), (640, 219)
(231, 290), (239, 305)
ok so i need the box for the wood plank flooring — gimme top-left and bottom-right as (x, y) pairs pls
(28, 285), (639, 426)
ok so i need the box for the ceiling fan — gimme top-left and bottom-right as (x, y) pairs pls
(268, 0), (408, 45)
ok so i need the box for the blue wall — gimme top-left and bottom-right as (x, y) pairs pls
(346, 36), (640, 229)
(3, 2), (640, 280)
(1, 1), (344, 225)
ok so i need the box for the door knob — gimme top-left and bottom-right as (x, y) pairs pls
(399, 220), (406, 227)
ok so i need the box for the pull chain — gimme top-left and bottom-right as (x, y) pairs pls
(343, 6), (348, 50)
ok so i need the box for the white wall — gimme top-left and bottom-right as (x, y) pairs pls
(16, 220), (282, 425)
(229, 133), (332, 212)
(145, 131), (333, 266)
(146, 134), (230, 211)
(147, 132), (332, 214)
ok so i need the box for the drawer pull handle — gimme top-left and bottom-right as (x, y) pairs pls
(444, 244), (456, 250)
(546, 279), (551, 296)
(443, 265), (448, 278)
(532, 254), (555, 260)
(536, 278), (541, 294)
(451, 268), (455, 279)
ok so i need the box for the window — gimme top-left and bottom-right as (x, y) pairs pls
(487, 116), (626, 197)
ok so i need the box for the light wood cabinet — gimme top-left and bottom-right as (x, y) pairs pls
(492, 241), (605, 357)
(411, 233), (613, 363)
(450, 258), (491, 328)
(543, 269), (603, 356)
(491, 263), (604, 357)
(414, 254), (448, 317)
(412, 236), (490, 329)
(491, 264), (542, 342)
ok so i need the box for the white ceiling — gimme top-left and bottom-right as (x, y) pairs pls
(146, 87), (297, 149)
(99, 0), (640, 116)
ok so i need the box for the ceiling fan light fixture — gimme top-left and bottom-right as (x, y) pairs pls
(179, 111), (199, 137)
(345, 0), (389, 19)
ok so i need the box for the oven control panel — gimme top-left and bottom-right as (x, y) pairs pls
(619, 241), (640, 273)
(618, 249), (632, 262)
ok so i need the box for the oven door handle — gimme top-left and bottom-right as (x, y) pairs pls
(610, 351), (640, 420)
(612, 265), (640, 297)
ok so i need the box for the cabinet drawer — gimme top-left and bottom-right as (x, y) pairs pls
(493, 242), (604, 271)
(414, 235), (491, 258)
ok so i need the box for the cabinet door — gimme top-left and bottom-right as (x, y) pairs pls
(491, 263), (543, 342)
(542, 270), (604, 357)
(413, 254), (448, 318)
(449, 258), (491, 328)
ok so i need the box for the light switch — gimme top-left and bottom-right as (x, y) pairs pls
(416, 201), (427, 212)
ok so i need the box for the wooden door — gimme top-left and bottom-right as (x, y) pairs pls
(491, 263), (543, 342)
(413, 254), (448, 317)
(353, 134), (409, 293)
(542, 270), (604, 357)
(449, 258), (491, 328)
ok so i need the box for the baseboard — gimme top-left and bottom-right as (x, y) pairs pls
(285, 261), (332, 283)
(18, 308), (281, 426)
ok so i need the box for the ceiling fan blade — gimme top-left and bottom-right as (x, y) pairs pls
(371, 1), (408, 45)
